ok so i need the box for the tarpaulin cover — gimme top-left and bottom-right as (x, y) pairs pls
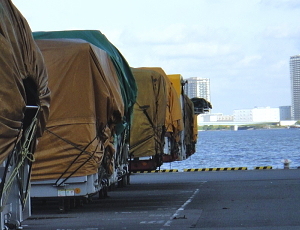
(167, 74), (184, 137)
(129, 68), (167, 157)
(191, 97), (212, 114)
(33, 30), (137, 134)
(193, 115), (199, 143)
(167, 74), (183, 99)
(0, 0), (50, 164)
(183, 95), (195, 146)
(141, 68), (183, 135)
(31, 39), (124, 181)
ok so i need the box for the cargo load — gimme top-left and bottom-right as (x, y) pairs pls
(129, 68), (167, 171)
(190, 97), (213, 148)
(167, 74), (187, 160)
(0, 0), (50, 228)
(31, 39), (124, 183)
(141, 68), (183, 163)
(183, 95), (195, 158)
(191, 97), (212, 115)
(30, 31), (136, 206)
(33, 31), (137, 191)
(33, 30), (137, 133)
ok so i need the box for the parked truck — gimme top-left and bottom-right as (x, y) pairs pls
(30, 31), (137, 210)
(0, 0), (51, 228)
(129, 68), (201, 171)
(129, 68), (168, 171)
(33, 32), (137, 189)
(141, 68), (184, 164)
(166, 74), (189, 161)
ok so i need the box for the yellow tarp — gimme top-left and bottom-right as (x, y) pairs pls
(0, 0), (50, 164)
(142, 68), (183, 136)
(129, 68), (167, 157)
(31, 39), (124, 181)
(167, 74), (183, 99)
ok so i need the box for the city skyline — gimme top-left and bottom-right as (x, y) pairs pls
(13, 0), (300, 115)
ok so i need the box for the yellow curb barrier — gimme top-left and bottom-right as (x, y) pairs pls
(184, 167), (248, 172)
(134, 169), (179, 173)
(254, 166), (272, 170)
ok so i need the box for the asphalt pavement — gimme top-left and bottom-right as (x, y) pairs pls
(23, 169), (300, 230)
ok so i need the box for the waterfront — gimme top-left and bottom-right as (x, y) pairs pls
(161, 128), (300, 170)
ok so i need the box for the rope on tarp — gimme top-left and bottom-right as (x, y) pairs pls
(136, 102), (165, 154)
(45, 128), (101, 187)
(0, 106), (40, 211)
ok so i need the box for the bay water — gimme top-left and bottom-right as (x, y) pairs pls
(161, 128), (300, 171)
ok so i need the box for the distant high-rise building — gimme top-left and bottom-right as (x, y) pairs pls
(279, 106), (292, 120)
(185, 77), (210, 101)
(290, 55), (300, 120)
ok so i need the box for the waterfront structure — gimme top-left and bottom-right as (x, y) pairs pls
(185, 77), (210, 102)
(290, 55), (300, 120)
(233, 107), (280, 122)
(197, 113), (234, 124)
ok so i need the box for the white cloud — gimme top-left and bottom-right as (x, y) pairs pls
(151, 42), (237, 59)
(237, 55), (262, 67)
(260, 0), (300, 8)
(264, 24), (300, 39)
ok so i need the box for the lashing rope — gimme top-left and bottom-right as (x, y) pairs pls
(0, 106), (39, 211)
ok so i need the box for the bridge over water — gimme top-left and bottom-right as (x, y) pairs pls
(197, 121), (270, 126)
(197, 121), (280, 131)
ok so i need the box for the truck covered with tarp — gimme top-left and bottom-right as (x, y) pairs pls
(30, 38), (129, 207)
(33, 30), (137, 131)
(190, 97), (213, 149)
(29, 30), (137, 205)
(33, 30), (137, 190)
(167, 74), (187, 160)
(183, 95), (196, 158)
(129, 68), (167, 171)
(0, 0), (50, 228)
(140, 67), (184, 163)
(191, 97), (212, 115)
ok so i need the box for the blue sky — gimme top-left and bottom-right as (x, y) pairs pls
(13, 0), (300, 115)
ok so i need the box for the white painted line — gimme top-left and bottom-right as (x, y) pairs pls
(56, 229), (98, 230)
(163, 188), (200, 227)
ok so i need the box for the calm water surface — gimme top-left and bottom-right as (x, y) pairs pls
(161, 128), (300, 171)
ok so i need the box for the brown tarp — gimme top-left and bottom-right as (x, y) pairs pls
(129, 68), (167, 157)
(0, 0), (50, 164)
(183, 94), (195, 147)
(193, 115), (199, 143)
(31, 39), (124, 181)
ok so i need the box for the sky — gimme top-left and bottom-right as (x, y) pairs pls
(12, 0), (300, 115)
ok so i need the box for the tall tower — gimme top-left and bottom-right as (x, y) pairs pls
(185, 77), (210, 101)
(290, 55), (300, 120)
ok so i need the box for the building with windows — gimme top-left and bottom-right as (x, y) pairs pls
(290, 55), (300, 120)
(233, 107), (280, 122)
(279, 106), (292, 121)
(185, 77), (210, 102)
